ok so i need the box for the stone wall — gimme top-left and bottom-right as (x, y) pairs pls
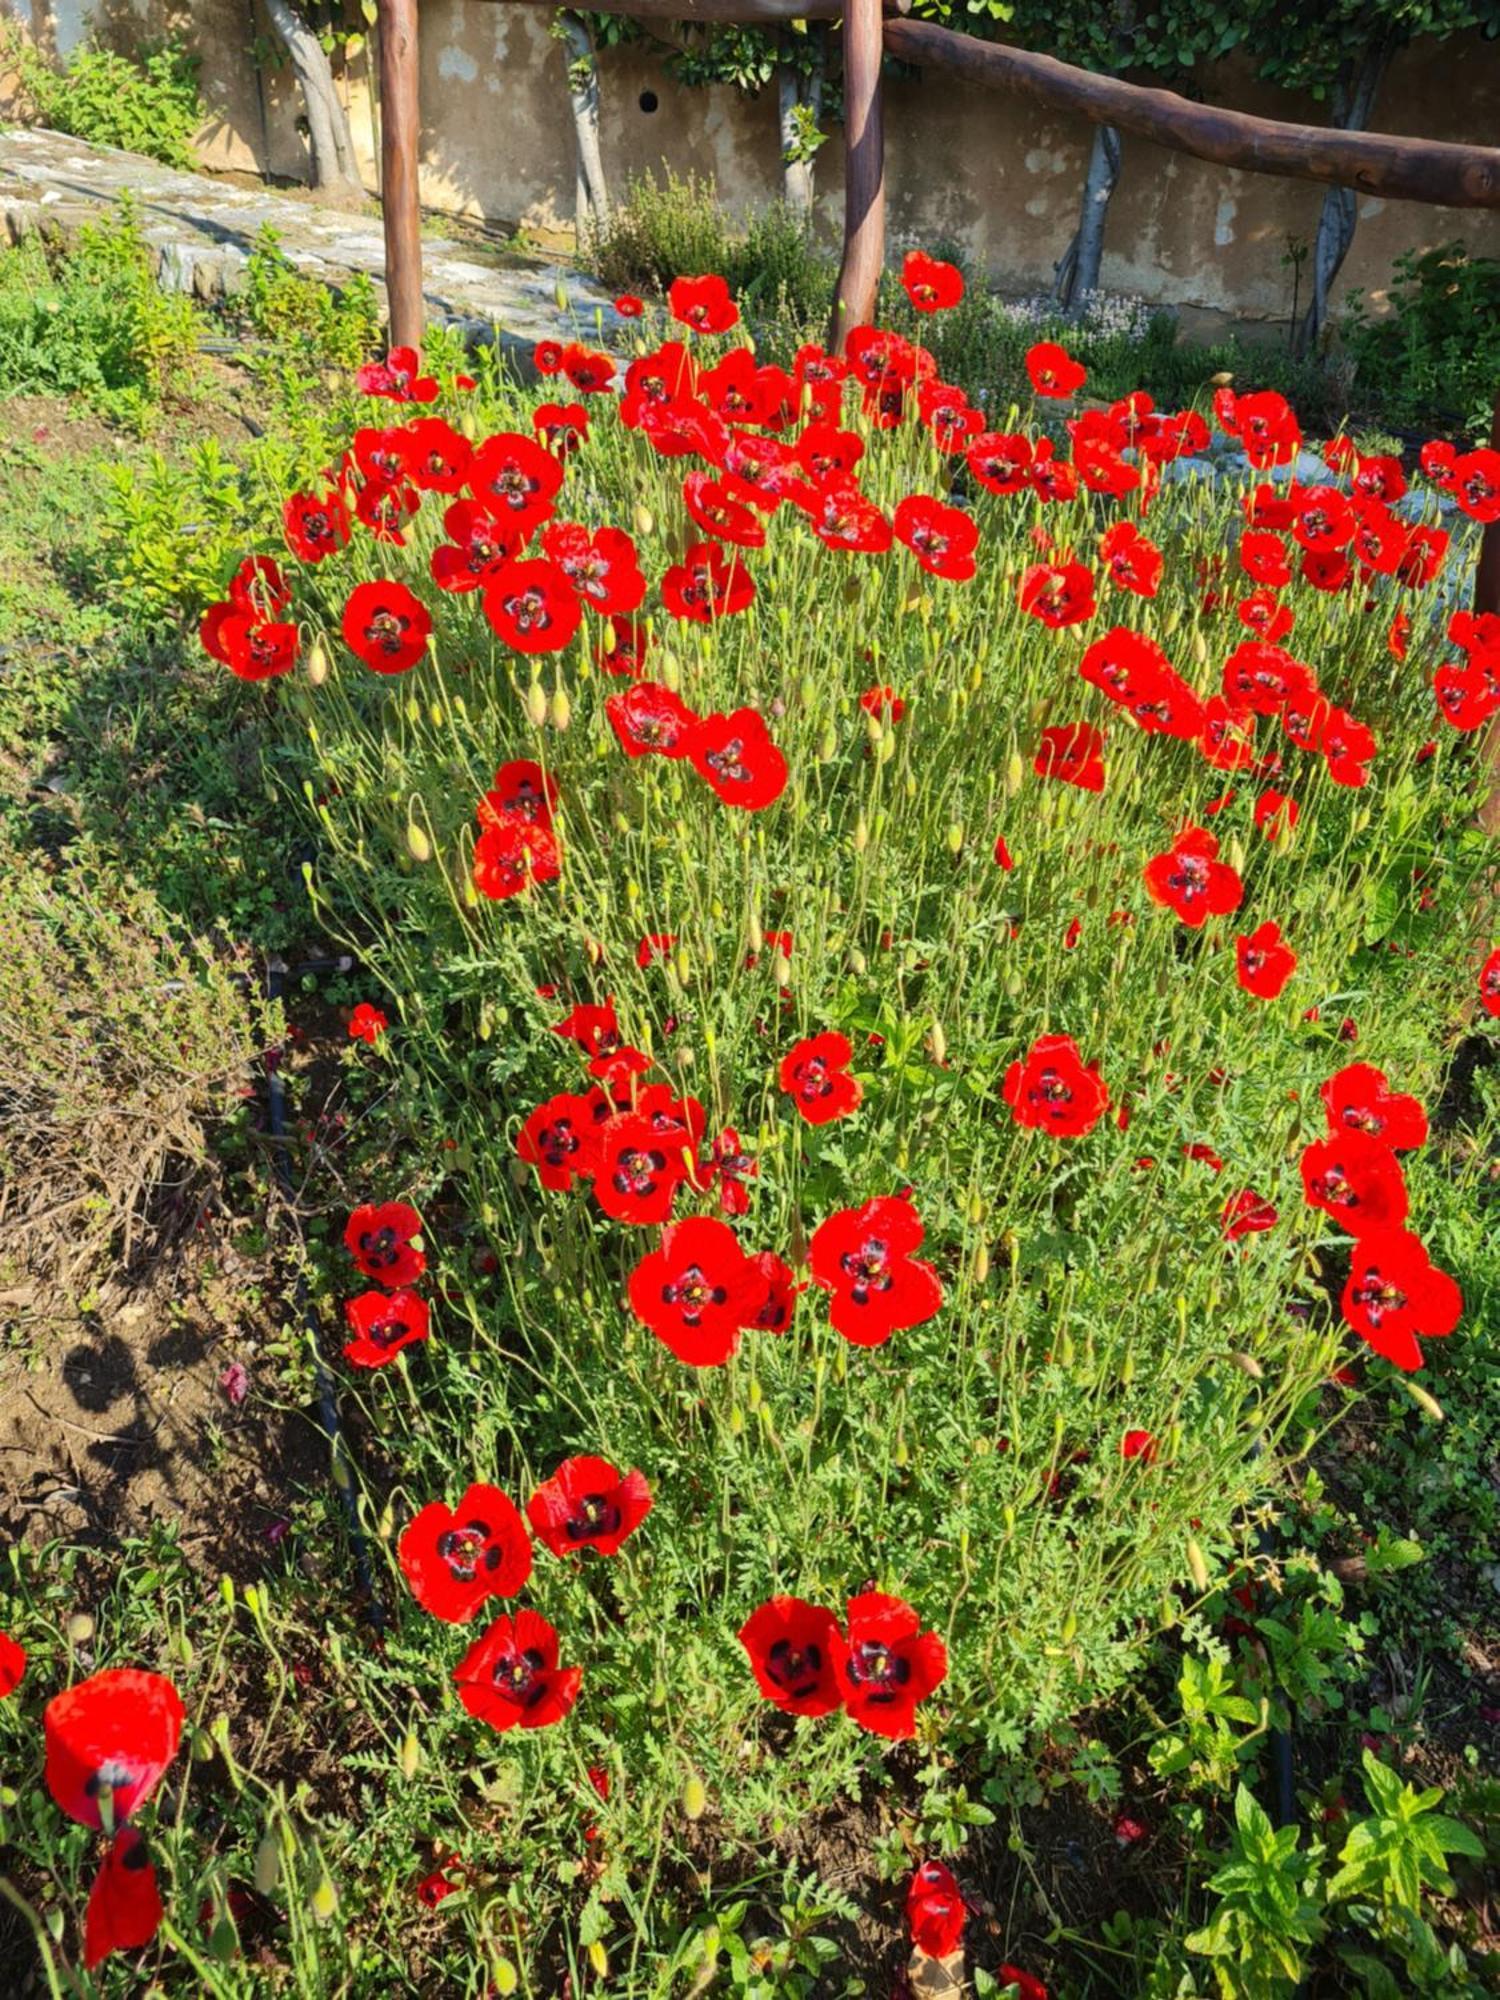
(6, 0), (1499, 325)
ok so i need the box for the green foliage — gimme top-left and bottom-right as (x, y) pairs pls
(0, 27), (202, 170)
(1238, 0), (1495, 98)
(241, 226), (383, 375)
(1186, 1785), (1326, 1997)
(0, 202), (198, 429)
(1341, 241), (1500, 439)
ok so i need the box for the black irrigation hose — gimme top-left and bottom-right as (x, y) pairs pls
(264, 955), (384, 1629)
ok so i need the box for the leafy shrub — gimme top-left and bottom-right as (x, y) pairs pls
(168, 280), (1497, 1987)
(0, 27), (202, 171)
(240, 227), (382, 375)
(0, 201), (198, 428)
(1341, 241), (1500, 442)
(0, 832), (275, 1282)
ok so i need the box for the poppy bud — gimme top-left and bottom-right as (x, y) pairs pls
(893, 1434), (909, 1467)
(853, 816), (869, 852)
(493, 1961), (519, 1996)
(1005, 752), (1025, 798)
(1120, 1349), (1134, 1385)
(876, 731), (896, 765)
(1229, 1352), (1264, 1379)
(1061, 1610), (1077, 1644)
(254, 1832), (281, 1895)
(400, 1732), (421, 1780)
(929, 1020), (947, 1062)
(524, 680), (548, 728)
(1192, 628), (1209, 667)
(1400, 1378), (1444, 1423)
(1352, 806), (1370, 834)
(843, 575), (863, 604)
(406, 820), (432, 863)
(1227, 836), (1246, 874)
(728, 1406), (744, 1436)
(681, 1774), (707, 1820)
(818, 722), (837, 762)
(192, 1726), (216, 1763)
(553, 279), (570, 313)
(550, 688), (572, 731)
(309, 1872), (338, 1924)
(1057, 1328), (1074, 1368)
(972, 1241), (989, 1284)
(969, 662), (983, 692)
(660, 651), (681, 691)
(865, 710), (883, 748)
(1159, 1592), (1177, 1629)
(306, 639), (329, 686)
(459, 408), (479, 441)
(632, 504), (654, 542)
(1186, 1538), (1210, 1593)
(774, 952), (792, 989)
(849, 948), (867, 974)
(946, 824), (963, 854)
(66, 1612), (94, 1643)
(747, 911), (764, 953)
(588, 1943), (608, 1978)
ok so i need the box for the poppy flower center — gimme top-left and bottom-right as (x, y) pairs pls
(1032, 1069), (1073, 1105)
(766, 1638), (824, 1695)
(492, 468), (533, 506)
(566, 1492), (622, 1541)
(539, 1117), (580, 1165)
(505, 589), (550, 632)
(83, 1760), (135, 1801)
(366, 1310), (412, 1350)
(613, 1145), (667, 1194)
(437, 1521), (497, 1581)
(846, 1640), (911, 1695)
(359, 1224), (404, 1267)
(662, 1262), (727, 1321)
(1352, 1275), (1406, 1324)
(1168, 853), (1210, 899)
(911, 523), (949, 557)
(792, 1056), (834, 1100)
(366, 610), (410, 654)
(705, 738), (750, 784)
(839, 1236), (892, 1302)
(491, 1646), (548, 1704)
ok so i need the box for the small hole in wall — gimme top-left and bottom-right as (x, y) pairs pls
(639, 90), (659, 113)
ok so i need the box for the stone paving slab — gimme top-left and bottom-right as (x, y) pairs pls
(0, 125), (625, 359)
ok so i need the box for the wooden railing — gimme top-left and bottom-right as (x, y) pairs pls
(371, 0), (1500, 618)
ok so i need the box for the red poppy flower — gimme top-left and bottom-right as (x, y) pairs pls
(1026, 341), (1086, 398)
(284, 487), (351, 563)
(739, 1597), (844, 1717)
(1003, 1033), (1109, 1138)
(553, 999), (620, 1057)
(429, 499), (520, 593)
(541, 522), (646, 616)
(594, 1110), (695, 1225)
(1237, 589), (1293, 644)
(84, 1828), (164, 1969)
(1478, 947), (1500, 1017)
(998, 1968), (1049, 2000)
(1033, 722), (1106, 791)
(902, 249), (964, 312)
(1450, 447), (1500, 523)
(354, 476), (421, 546)
(1237, 530), (1292, 589)
(560, 344), (615, 395)
(45, 1669), (184, 1829)
(1029, 454), (1080, 504)
(744, 1247), (798, 1329)
(835, 1590), (947, 1739)
(472, 812), (561, 900)
(780, 1030), (862, 1125)
(794, 422), (864, 482)
(1253, 789), (1298, 840)
(482, 758), (558, 831)
(668, 273), (739, 334)
(1434, 659), (1500, 733)
(967, 430), (1034, 495)
(532, 402), (589, 461)
(1341, 1229), (1462, 1370)
(662, 540), (756, 621)
(216, 613), (301, 683)
(344, 1200), (426, 1285)
(907, 1859), (965, 1957)
(614, 293), (644, 318)
(801, 475), (893, 554)
(1019, 562), (1096, 628)
(453, 1609), (582, 1732)
(607, 681), (700, 758)
(343, 1288), (431, 1367)
(342, 579), (432, 675)
(481, 558), (582, 655)
(1300, 1133), (1409, 1237)
(527, 1457), (652, 1558)
(628, 1216), (761, 1365)
(994, 835), (1014, 870)
(809, 1195), (943, 1346)
(1120, 1428), (1159, 1464)
(1222, 641), (1315, 718)
(399, 1483), (533, 1621)
(1079, 626), (1170, 705)
(1235, 920), (1296, 999)
(687, 708), (788, 811)
(596, 615), (650, 681)
(1143, 826), (1243, 928)
(683, 471), (767, 549)
(0, 1631), (24, 1697)
(1098, 520), (1163, 597)
(1226, 388), (1302, 470)
(893, 494), (979, 581)
(1321, 1063), (1428, 1153)
(348, 1002), (388, 1045)
(517, 1092), (601, 1192)
(1223, 1189), (1278, 1240)
(860, 685), (906, 722)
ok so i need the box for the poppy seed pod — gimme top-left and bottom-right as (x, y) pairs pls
(1186, 1538), (1210, 1593)
(254, 1832), (281, 1895)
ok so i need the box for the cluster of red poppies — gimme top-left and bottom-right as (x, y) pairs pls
(0, 1650), (183, 1969)
(738, 1590), (948, 1741)
(341, 1198), (430, 1368)
(397, 1458), (650, 1735)
(1297, 1062), (1460, 1370)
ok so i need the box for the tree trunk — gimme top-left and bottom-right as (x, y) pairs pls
(777, 34), (824, 219)
(263, 0), (365, 204)
(558, 11), (610, 239)
(1293, 41), (1391, 358)
(1053, 121), (1122, 311)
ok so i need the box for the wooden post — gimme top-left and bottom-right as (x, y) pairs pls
(377, 0), (425, 355)
(830, 0), (885, 352)
(1474, 390), (1500, 837)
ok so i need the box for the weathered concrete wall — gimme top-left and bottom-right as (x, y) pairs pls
(4, 0), (1498, 324)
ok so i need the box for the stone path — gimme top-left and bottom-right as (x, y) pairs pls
(0, 125), (626, 359)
